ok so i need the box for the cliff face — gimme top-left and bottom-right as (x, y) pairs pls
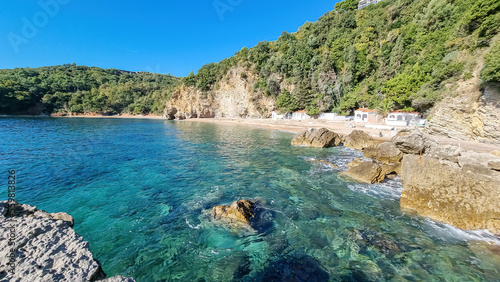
(426, 79), (500, 144)
(165, 66), (276, 119)
(426, 39), (500, 144)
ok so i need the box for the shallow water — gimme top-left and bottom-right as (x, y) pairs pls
(1, 117), (499, 281)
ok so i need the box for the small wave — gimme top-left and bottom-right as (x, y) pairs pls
(185, 218), (201, 229)
(423, 218), (500, 245)
(348, 181), (403, 200)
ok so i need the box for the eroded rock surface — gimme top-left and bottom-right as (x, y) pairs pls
(364, 142), (403, 164)
(212, 200), (256, 224)
(343, 130), (375, 151)
(291, 128), (343, 148)
(400, 155), (500, 234)
(0, 202), (134, 282)
(342, 159), (385, 184)
(391, 129), (438, 155)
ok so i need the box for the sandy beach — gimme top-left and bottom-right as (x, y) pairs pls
(4, 114), (498, 153)
(184, 118), (500, 154)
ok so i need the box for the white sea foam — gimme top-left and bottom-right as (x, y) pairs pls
(422, 218), (500, 245)
(347, 178), (403, 200)
(185, 218), (201, 229)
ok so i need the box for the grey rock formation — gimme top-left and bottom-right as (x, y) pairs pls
(391, 129), (438, 155)
(164, 107), (177, 120)
(0, 202), (134, 282)
(291, 128), (343, 148)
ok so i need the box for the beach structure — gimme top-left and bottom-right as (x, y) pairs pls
(271, 110), (311, 120)
(385, 111), (421, 126)
(354, 108), (383, 123)
(291, 110), (311, 120)
(318, 113), (354, 121)
(271, 110), (286, 120)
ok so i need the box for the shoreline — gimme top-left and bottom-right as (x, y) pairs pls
(0, 114), (164, 120)
(184, 118), (500, 154)
(2, 114), (499, 153)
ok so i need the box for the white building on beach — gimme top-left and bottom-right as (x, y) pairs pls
(385, 111), (421, 126)
(354, 108), (383, 123)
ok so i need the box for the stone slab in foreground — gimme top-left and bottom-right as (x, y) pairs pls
(0, 202), (134, 282)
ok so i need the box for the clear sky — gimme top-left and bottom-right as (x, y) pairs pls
(1, 0), (339, 77)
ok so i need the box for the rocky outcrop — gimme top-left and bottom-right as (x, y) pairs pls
(212, 200), (255, 224)
(164, 107), (178, 120)
(400, 154), (500, 234)
(364, 142), (403, 164)
(165, 66), (276, 119)
(391, 129), (438, 155)
(343, 130), (376, 151)
(426, 53), (500, 144)
(492, 150), (500, 158)
(342, 159), (385, 184)
(0, 202), (134, 282)
(291, 128), (343, 148)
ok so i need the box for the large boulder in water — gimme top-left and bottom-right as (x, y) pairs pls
(212, 199), (255, 224)
(291, 128), (343, 148)
(341, 159), (385, 184)
(343, 130), (376, 151)
(400, 154), (500, 234)
(364, 142), (403, 164)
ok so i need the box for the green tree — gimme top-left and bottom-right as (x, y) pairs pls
(482, 41), (500, 82)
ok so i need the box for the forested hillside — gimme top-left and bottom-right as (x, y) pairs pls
(0, 64), (179, 115)
(1, 0), (498, 117)
(181, 0), (500, 115)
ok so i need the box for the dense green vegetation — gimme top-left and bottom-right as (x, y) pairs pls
(0, 64), (179, 115)
(1, 0), (498, 116)
(183, 0), (500, 115)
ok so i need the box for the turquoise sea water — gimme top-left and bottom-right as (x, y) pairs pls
(1, 117), (500, 281)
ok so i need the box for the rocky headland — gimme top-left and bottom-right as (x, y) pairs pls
(291, 128), (500, 235)
(0, 202), (135, 282)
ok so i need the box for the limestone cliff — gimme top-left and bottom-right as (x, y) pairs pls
(165, 66), (276, 119)
(426, 38), (500, 144)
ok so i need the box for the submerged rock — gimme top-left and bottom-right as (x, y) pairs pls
(307, 158), (339, 168)
(0, 202), (134, 282)
(343, 130), (376, 151)
(291, 128), (343, 148)
(400, 155), (500, 234)
(212, 199), (256, 224)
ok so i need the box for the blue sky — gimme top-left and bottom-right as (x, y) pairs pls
(1, 0), (339, 77)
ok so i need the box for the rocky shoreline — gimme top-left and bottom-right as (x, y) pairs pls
(0, 202), (135, 282)
(292, 128), (500, 235)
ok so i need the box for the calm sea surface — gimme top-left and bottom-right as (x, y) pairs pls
(1, 117), (499, 281)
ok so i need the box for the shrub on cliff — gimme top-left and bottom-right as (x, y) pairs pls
(481, 41), (500, 82)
